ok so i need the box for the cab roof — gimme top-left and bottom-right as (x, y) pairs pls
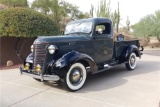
(68, 18), (112, 25)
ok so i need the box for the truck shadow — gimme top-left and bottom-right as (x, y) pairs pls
(77, 60), (160, 93)
(43, 60), (160, 92)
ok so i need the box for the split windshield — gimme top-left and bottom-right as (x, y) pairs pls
(64, 21), (93, 35)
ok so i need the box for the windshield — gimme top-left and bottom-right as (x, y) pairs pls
(64, 21), (93, 35)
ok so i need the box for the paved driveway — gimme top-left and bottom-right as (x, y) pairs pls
(0, 50), (160, 107)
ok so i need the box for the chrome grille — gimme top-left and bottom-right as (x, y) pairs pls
(33, 44), (47, 72)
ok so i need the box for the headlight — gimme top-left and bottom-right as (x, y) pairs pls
(36, 64), (41, 72)
(25, 63), (30, 70)
(48, 45), (57, 54)
(31, 45), (33, 52)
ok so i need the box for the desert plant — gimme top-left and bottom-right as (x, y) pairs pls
(133, 10), (160, 42)
(0, 8), (60, 60)
(0, 8), (60, 37)
(90, 4), (94, 18)
(0, 0), (28, 8)
(126, 16), (130, 32)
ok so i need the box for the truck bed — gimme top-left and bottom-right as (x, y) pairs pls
(114, 40), (140, 58)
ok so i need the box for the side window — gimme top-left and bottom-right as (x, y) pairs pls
(95, 23), (111, 35)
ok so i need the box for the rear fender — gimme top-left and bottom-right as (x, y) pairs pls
(125, 45), (141, 60)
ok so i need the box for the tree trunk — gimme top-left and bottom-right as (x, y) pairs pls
(157, 36), (160, 42)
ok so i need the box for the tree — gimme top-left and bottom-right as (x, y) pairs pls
(0, 0), (28, 8)
(31, 0), (90, 31)
(154, 10), (160, 41)
(68, 4), (80, 20)
(133, 10), (160, 42)
(31, 0), (65, 28)
(77, 12), (90, 19)
(49, 0), (63, 24)
(31, 0), (51, 15)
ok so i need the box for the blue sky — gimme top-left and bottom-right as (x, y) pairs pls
(28, 0), (160, 26)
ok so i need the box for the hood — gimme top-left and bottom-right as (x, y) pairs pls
(34, 35), (90, 44)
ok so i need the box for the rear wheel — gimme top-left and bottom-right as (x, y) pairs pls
(61, 63), (87, 91)
(125, 52), (137, 70)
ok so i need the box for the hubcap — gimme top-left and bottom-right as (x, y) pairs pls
(72, 70), (80, 81)
(130, 55), (136, 67)
(69, 67), (83, 86)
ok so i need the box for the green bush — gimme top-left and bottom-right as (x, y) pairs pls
(0, 8), (60, 37)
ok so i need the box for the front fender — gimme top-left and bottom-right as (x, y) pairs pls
(46, 50), (97, 76)
(125, 45), (141, 60)
(25, 53), (33, 63)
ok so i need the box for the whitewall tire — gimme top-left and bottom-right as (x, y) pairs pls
(125, 52), (137, 70)
(61, 63), (87, 91)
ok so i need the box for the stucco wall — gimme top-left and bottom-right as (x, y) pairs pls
(0, 37), (36, 66)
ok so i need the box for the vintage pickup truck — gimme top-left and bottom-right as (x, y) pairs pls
(20, 18), (143, 91)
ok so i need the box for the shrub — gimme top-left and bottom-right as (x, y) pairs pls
(0, 8), (60, 37)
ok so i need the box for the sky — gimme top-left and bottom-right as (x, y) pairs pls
(28, 0), (160, 26)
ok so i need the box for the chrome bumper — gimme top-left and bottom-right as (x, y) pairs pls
(19, 66), (60, 81)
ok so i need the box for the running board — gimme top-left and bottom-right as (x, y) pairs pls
(93, 62), (125, 74)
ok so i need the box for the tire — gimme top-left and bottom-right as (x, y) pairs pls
(61, 63), (87, 91)
(125, 52), (137, 70)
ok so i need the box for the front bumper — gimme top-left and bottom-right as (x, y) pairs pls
(19, 66), (60, 81)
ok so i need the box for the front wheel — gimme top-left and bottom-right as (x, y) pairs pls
(125, 52), (137, 70)
(61, 63), (87, 91)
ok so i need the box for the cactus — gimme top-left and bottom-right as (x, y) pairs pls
(96, 0), (111, 18)
(126, 16), (130, 32)
(116, 2), (120, 33)
(90, 4), (94, 18)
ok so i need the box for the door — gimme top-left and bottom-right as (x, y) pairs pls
(93, 22), (113, 63)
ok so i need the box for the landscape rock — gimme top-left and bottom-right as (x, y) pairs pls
(6, 60), (14, 67)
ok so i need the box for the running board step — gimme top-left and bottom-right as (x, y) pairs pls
(93, 62), (125, 74)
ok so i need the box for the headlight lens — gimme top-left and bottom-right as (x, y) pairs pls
(36, 64), (41, 72)
(31, 45), (33, 52)
(25, 63), (30, 70)
(48, 45), (57, 54)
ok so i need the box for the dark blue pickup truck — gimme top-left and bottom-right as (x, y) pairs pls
(20, 18), (143, 91)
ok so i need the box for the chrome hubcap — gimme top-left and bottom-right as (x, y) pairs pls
(69, 67), (83, 86)
(72, 70), (81, 81)
(130, 56), (136, 66)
